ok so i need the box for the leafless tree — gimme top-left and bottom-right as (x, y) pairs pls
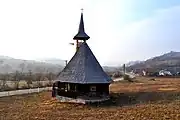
(48, 72), (53, 86)
(19, 62), (25, 73)
(26, 70), (33, 88)
(35, 73), (43, 88)
(0, 73), (8, 91)
(0, 60), (4, 65)
(14, 71), (20, 90)
(3, 64), (12, 73)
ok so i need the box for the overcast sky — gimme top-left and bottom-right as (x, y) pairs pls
(0, 0), (180, 66)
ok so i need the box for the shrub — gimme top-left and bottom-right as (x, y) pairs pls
(21, 84), (29, 89)
(26, 79), (33, 88)
(149, 78), (156, 81)
(46, 82), (53, 87)
(38, 82), (44, 88)
(1, 86), (14, 91)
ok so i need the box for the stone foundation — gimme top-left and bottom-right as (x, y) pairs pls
(56, 95), (110, 104)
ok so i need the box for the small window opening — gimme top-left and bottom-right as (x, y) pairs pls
(90, 86), (96, 92)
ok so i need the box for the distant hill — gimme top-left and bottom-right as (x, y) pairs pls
(0, 56), (119, 74)
(0, 56), (14, 60)
(127, 51), (180, 73)
(126, 61), (142, 67)
(37, 58), (119, 72)
(103, 66), (119, 72)
(36, 58), (65, 66)
(0, 56), (64, 74)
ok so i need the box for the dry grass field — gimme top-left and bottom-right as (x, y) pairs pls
(0, 77), (180, 120)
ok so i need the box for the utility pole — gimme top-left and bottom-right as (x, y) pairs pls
(65, 60), (68, 66)
(123, 64), (126, 75)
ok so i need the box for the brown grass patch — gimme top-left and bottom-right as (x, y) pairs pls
(158, 88), (178, 91)
(0, 77), (180, 120)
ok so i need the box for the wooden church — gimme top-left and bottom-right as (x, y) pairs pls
(52, 10), (112, 104)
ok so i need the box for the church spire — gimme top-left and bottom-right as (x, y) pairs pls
(73, 9), (90, 41)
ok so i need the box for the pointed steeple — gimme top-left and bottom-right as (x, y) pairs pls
(73, 9), (90, 41)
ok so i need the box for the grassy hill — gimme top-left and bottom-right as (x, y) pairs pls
(0, 56), (119, 74)
(0, 56), (64, 73)
(127, 51), (180, 73)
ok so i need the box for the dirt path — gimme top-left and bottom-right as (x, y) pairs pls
(0, 87), (51, 97)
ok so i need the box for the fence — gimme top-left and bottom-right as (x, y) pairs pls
(0, 87), (52, 97)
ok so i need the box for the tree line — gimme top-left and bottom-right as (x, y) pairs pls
(0, 71), (57, 91)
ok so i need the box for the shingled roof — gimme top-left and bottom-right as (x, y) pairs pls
(55, 42), (111, 84)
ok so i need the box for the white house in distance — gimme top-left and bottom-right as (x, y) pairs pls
(159, 70), (172, 76)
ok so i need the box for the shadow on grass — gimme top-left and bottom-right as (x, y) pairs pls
(89, 92), (180, 107)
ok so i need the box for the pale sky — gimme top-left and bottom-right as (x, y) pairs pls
(0, 0), (180, 66)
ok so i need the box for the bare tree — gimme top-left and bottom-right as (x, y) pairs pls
(19, 62), (25, 73)
(3, 64), (12, 73)
(48, 72), (53, 86)
(26, 70), (33, 88)
(0, 60), (4, 65)
(0, 74), (7, 91)
(14, 71), (20, 90)
(35, 73), (43, 88)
